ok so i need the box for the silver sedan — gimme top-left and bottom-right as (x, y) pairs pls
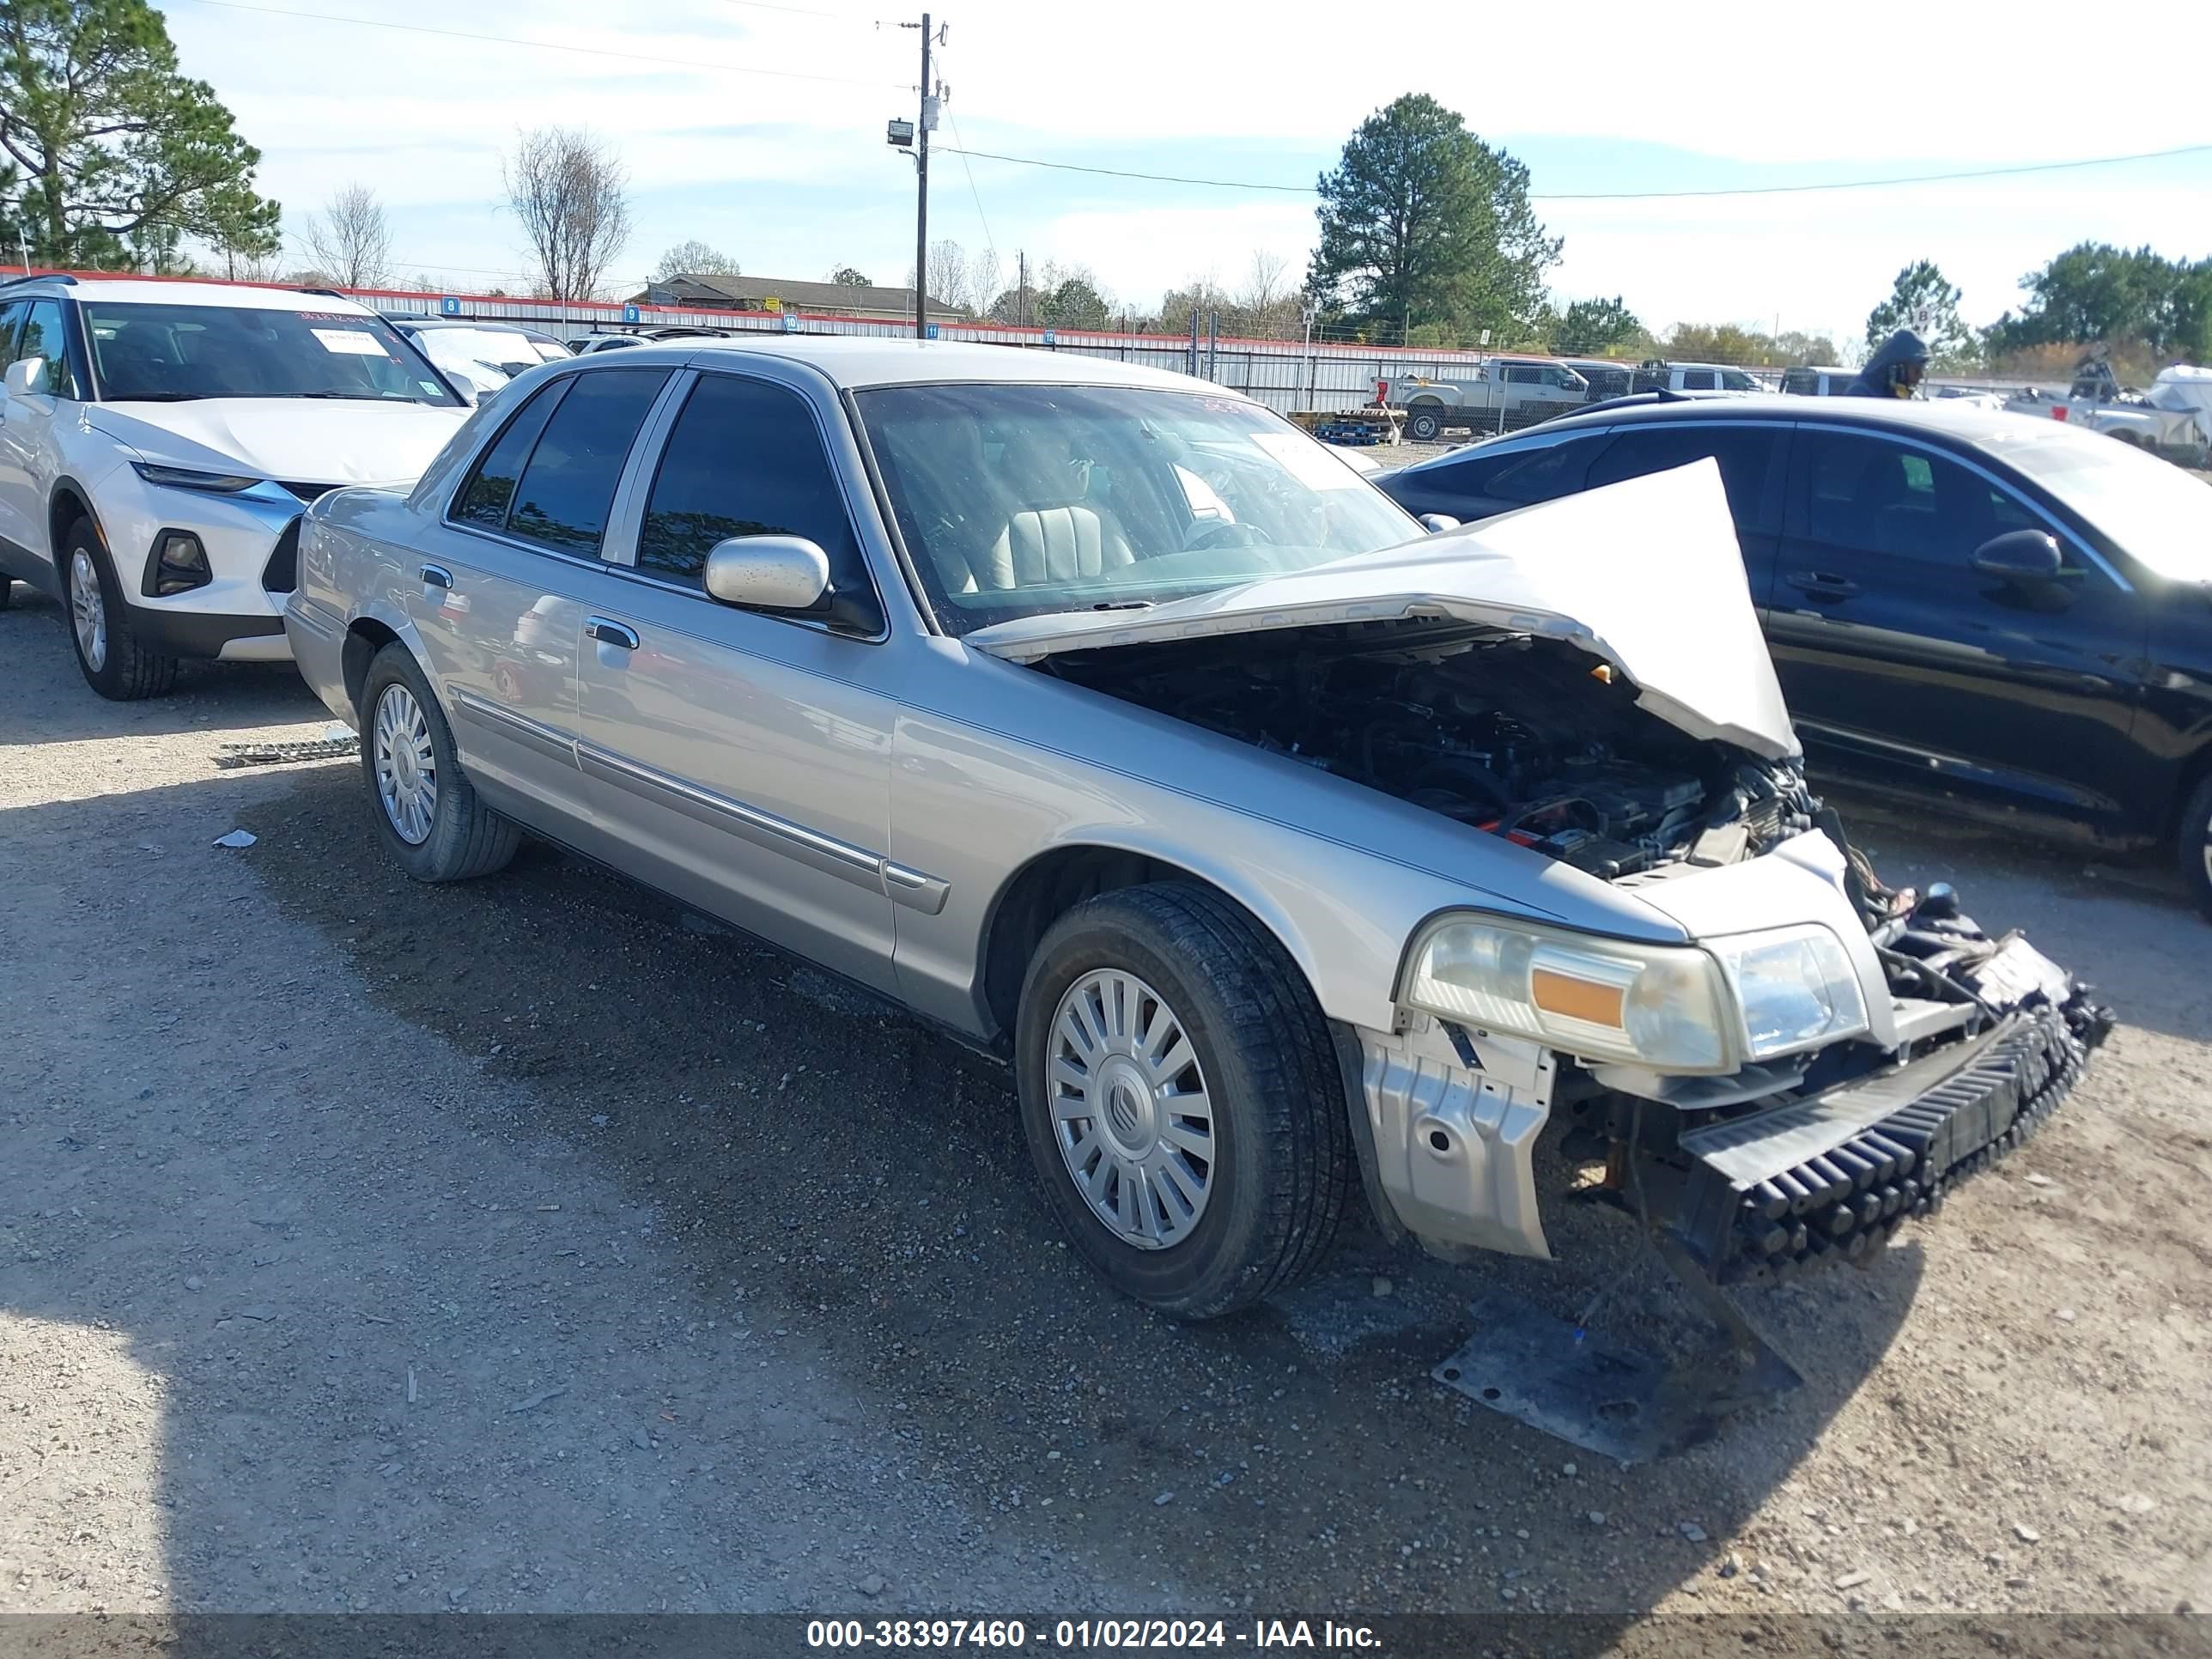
(285, 337), (2107, 1321)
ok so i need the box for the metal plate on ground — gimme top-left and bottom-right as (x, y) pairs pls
(1432, 1291), (1802, 1465)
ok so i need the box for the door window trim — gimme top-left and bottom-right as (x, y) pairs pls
(593, 360), (891, 642)
(1579, 416), (1794, 536)
(441, 371), (578, 538)
(1789, 421), (2132, 593)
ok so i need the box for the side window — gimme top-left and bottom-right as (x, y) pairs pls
(1679, 369), (1717, 391)
(0, 301), (25, 367)
(504, 369), (670, 555)
(453, 379), (568, 529)
(1431, 434), (1603, 505)
(636, 374), (873, 605)
(1502, 364), (1536, 385)
(22, 301), (78, 397)
(1586, 425), (1782, 535)
(1801, 432), (2012, 564)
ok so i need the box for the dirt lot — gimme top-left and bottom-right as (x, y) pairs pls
(3, 583), (2209, 1628)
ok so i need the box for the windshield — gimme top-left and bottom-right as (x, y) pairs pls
(84, 303), (460, 405)
(857, 383), (1422, 634)
(1987, 419), (2212, 580)
(412, 327), (556, 380)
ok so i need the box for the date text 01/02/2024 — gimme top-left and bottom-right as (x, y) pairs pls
(804, 1620), (1382, 1649)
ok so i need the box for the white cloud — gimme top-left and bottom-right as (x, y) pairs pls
(165, 0), (2212, 328)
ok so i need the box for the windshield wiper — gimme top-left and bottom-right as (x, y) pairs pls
(1091, 599), (1154, 611)
(110, 392), (211, 402)
(290, 392), (409, 401)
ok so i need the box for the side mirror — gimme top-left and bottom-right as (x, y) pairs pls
(703, 534), (831, 612)
(1970, 529), (2063, 580)
(1419, 513), (1461, 534)
(5, 356), (47, 398)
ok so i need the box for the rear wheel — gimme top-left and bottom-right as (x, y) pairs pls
(1407, 407), (1444, 442)
(64, 521), (179, 700)
(1015, 882), (1351, 1320)
(359, 642), (520, 882)
(2181, 772), (2212, 922)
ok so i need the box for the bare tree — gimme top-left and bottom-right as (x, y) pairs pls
(300, 185), (393, 289)
(503, 128), (633, 301)
(653, 239), (739, 281)
(921, 238), (971, 311)
(1240, 250), (1288, 313)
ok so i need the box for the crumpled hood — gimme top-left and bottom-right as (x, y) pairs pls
(968, 459), (1800, 762)
(88, 398), (471, 486)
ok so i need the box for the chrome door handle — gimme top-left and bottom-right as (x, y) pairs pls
(419, 563), (453, 590)
(585, 617), (639, 651)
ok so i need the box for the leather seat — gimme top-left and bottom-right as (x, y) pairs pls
(970, 503), (1137, 591)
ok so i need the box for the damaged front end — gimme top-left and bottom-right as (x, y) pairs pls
(1571, 858), (2115, 1287)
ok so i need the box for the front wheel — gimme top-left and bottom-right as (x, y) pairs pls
(64, 523), (179, 700)
(1015, 883), (1351, 1320)
(2180, 772), (2212, 922)
(1406, 408), (1443, 442)
(358, 642), (520, 882)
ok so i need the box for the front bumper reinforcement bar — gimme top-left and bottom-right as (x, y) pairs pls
(1666, 997), (2104, 1285)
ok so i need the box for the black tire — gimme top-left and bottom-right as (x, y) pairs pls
(1015, 882), (1352, 1320)
(0, 576), (13, 610)
(358, 641), (520, 883)
(2180, 772), (2212, 922)
(61, 520), (179, 700)
(1407, 408), (1443, 442)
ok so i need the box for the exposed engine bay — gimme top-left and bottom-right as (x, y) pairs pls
(1042, 620), (1813, 878)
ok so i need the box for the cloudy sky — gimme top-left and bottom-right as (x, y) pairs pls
(164, 0), (2212, 348)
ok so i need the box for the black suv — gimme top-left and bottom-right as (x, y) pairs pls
(1378, 393), (2212, 915)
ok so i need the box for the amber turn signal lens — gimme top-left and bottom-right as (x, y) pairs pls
(1530, 968), (1626, 1030)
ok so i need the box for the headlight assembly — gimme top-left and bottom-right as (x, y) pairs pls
(1709, 922), (1869, 1061)
(1401, 915), (1869, 1076)
(132, 461), (262, 494)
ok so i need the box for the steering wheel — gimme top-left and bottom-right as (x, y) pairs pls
(1182, 519), (1274, 551)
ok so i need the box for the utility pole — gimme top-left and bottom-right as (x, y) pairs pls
(899, 15), (943, 339)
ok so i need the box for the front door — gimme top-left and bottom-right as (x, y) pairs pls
(0, 300), (56, 577)
(404, 366), (672, 828)
(569, 366), (904, 996)
(1765, 425), (2150, 827)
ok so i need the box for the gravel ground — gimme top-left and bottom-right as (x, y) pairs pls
(3, 582), (2208, 1626)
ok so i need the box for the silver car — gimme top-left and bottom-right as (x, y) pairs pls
(284, 338), (2109, 1322)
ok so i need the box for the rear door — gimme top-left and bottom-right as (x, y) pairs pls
(1765, 425), (2150, 825)
(407, 366), (671, 828)
(1578, 420), (1791, 608)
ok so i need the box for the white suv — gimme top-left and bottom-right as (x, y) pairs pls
(0, 275), (471, 698)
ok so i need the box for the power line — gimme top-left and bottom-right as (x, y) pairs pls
(934, 140), (2212, 201)
(1541, 141), (2212, 200)
(173, 0), (908, 89)
(936, 147), (1311, 193)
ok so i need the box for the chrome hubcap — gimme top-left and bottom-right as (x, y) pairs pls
(68, 550), (106, 672)
(1048, 969), (1214, 1249)
(372, 684), (438, 845)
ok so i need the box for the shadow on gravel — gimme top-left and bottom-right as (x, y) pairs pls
(192, 758), (1930, 1616)
(0, 763), (1948, 1624)
(0, 593), (322, 743)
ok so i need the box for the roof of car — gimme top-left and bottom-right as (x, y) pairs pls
(563, 333), (1224, 393)
(1510, 392), (2056, 447)
(14, 275), (378, 313)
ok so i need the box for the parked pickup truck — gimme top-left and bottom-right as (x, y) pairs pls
(1381, 358), (1589, 441)
(2004, 355), (2211, 466)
